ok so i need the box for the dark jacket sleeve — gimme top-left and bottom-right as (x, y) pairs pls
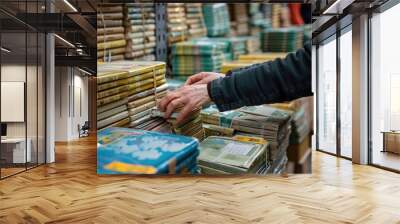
(207, 42), (312, 112)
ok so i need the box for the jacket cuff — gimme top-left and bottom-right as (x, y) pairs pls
(208, 78), (232, 112)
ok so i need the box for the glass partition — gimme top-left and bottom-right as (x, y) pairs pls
(339, 28), (352, 158)
(0, 1), (46, 179)
(317, 36), (337, 155)
(370, 3), (400, 171)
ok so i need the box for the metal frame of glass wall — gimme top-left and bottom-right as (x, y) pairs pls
(315, 23), (353, 160)
(0, 1), (47, 179)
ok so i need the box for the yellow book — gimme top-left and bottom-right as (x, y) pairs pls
(98, 39), (127, 50)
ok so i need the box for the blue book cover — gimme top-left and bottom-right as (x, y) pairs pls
(97, 127), (199, 174)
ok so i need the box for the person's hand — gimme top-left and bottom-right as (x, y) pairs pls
(185, 72), (224, 85)
(158, 84), (211, 124)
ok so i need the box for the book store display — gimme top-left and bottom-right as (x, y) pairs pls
(270, 97), (313, 173)
(97, 61), (167, 130)
(167, 3), (188, 44)
(229, 4), (249, 36)
(124, 3), (156, 60)
(185, 3), (207, 39)
(203, 3), (230, 37)
(98, 127), (199, 174)
(201, 105), (292, 173)
(97, 3), (312, 175)
(98, 4), (126, 62)
(261, 27), (304, 52)
(171, 40), (226, 79)
(151, 107), (205, 141)
(198, 136), (268, 174)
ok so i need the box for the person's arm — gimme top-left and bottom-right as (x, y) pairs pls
(208, 42), (312, 112)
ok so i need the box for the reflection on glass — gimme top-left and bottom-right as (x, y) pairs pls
(371, 3), (400, 171)
(1, 32), (27, 177)
(340, 29), (352, 158)
(27, 31), (38, 169)
(318, 38), (337, 154)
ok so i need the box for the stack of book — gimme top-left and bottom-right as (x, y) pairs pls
(202, 3), (230, 37)
(97, 61), (168, 130)
(123, 62), (167, 128)
(240, 36), (261, 54)
(150, 107), (205, 141)
(185, 3), (207, 39)
(248, 3), (271, 35)
(261, 27), (304, 52)
(97, 127), (199, 174)
(124, 3), (156, 61)
(167, 3), (187, 44)
(97, 64), (131, 130)
(198, 136), (268, 174)
(229, 4), (249, 36)
(270, 97), (312, 145)
(98, 4), (126, 62)
(201, 104), (292, 167)
(171, 40), (226, 80)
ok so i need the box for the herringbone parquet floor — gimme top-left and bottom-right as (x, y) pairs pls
(1, 135), (400, 224)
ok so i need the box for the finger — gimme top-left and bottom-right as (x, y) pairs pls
(185, 73), (206, 85)
(176, 101), (195, 125)
(158, 91), (179, 111)
(165, 97), (186, 119)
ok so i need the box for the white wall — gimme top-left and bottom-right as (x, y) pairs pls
(54, 66), (89, 141)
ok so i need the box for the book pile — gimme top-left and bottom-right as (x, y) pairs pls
(124, 3), (156, 61)
(229, 4), (249, 36)
(241, 36), (261, 54)
(202, 3), (230, 37)
(167, 3), (187, 44)
(270, 97), (313, 145)
(193, 37), (247, 60)
(97, 61), (168, 131)
(201, 104), (292, 171)
(185, 3), (207, 39)
(198, 136), (268, 174)
(170, 40), (226, 79)
(248, 3), (271, 35)
(261, 27), (304, 52)
(150, 107), (205, 141)
(98, 4), (126, 62)
(97, 127), (199, 175)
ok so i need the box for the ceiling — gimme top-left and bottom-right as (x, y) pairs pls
(0, 0), (96, 73)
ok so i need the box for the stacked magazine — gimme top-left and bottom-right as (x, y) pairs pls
(150, 107), (205, 141)
(201, 104), (292, 167)
(198, 136), (268, 174)
(97, 127), (199, 174)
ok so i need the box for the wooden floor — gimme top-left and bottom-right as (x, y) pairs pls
(1, 136), (400, 224)
(372, 150), (400, 171)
